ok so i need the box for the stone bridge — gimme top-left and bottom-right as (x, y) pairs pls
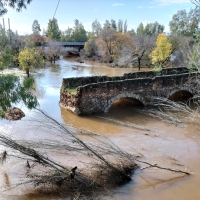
(59, 67), (198, 115)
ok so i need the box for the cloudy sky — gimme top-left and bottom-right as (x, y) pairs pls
(2, 0), (195, 35)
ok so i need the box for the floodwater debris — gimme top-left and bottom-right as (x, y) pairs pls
(0, 109), (138, 198)
(4, 107), (25, 121)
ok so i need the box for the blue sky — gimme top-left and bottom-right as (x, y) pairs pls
(1, 0), (195, 35)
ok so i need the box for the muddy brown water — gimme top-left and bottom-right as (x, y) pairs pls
(0, 58), (200, 200)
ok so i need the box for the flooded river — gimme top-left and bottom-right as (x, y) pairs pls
(1, 58), (200, 200)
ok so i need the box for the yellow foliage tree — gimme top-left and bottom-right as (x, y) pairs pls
(18, 47), (44, 77)
(97, 29), (133, 62)
(149, 33), (172, 65)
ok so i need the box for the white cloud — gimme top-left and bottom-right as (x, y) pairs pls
(137, 6), (144, 9)
(151, 0), (191, 7)
(112, 3), (125, 6)
(10, 22), (31, 35)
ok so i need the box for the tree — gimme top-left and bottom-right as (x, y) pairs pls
(103, 20), (111, 29)
(84, 35), (97, 57)
(18, 47), (44, 77)
(44, 41), (61, 64)
(32, 20), (41, 34)
(143, 22), (164, 36)
(117, 19), (123, 33)
(111, 19), (117, 30)
(188, 30), (200, 70)
(124, 20), (128, 33)
(0, 46), (13, 69)
(0, 74), (38, 117)
(71, 19), (87, 42)
(46, 18), (61, 41)
(136, 22), (164, 36)
(149, 33), (172, 66)
(169, 8), (200, 36)
(0, 0), (38, 117)
(132, 35), (156, 70)
(128, 29), (136, 36)
(137, 23), (144, 35)
(92, 19), (102, 37)
(97, 29), (133, 62)
(189, 42), (200, 70)
(0, 0), (32, 16)
(61, 27), (73, 42)
(191, 0), (200, 6)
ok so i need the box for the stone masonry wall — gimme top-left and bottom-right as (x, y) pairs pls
(60, 72), (198, 115)
(62, 67), (189, 88)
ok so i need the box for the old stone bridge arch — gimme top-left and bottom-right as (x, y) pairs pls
(105, 93), (145, 112)
(166, 87), (194, 101)
(59, 67), (198, 115)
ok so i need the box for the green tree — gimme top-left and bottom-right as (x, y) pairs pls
(189, 31), (200, 70)
(71, 19), (87, 42)
(117, 19), (123, 33)
(128, 29), (136, 36)
(84, 35), (97, 57)
(18, 47), (44, 77)
(32, 20), (41, 34)
(0, 0), (32, 16)
(117, 19), (128, 33)
(0, 75), (38, 117)
(61, 27), (73, 42)
(144, 22), (164, 36)
(0, 46), (13, 70)
(103, 20), (111, 29)
(46, 18), (61, 40)
(92, 19), (102, 37)
(0, 0), (38, 117)
(111, 19), (117, 30)
(137, 23), (144, 35)
(149, 33), (172, 65)
(169, 7), (200, 36)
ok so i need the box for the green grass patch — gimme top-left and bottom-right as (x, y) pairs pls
(66, 88), (77, 95)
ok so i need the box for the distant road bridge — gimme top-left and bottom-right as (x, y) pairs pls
(45, 42), (85, 55)
(60, 67), (199, 115)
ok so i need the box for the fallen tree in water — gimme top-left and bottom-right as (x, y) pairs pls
(0, 109), (191, 198)
(0, 109), (138, 198)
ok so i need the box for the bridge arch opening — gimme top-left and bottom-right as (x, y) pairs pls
(168, 90), (193, 102)
(106, 97), (144, 112)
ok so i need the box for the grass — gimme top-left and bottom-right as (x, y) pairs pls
(66, 88), (77, 95)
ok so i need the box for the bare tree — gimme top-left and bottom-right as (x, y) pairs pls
(132, 35), (156, 70)
(191, 0), (200, 6)
(45, 41), (62, 64)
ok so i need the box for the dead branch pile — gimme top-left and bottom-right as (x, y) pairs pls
(0, 109), (138, 197)
(136, 96), (200, 125)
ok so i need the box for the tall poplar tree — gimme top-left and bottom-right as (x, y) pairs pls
(32, 20), (41, 34)
(46, 18), (61, 41)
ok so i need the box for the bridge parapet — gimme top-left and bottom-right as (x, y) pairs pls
(60, 68), (197, 115)
(63, 67), (189, 88)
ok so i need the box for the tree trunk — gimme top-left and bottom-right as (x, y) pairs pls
(138, 58), (141, 71)
(26, 68), (30, 77)
(53, 56), (56, 64)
